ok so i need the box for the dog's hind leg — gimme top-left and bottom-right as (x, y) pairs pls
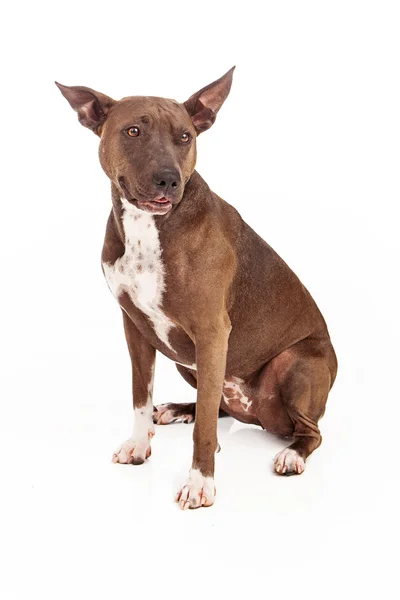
(153, 402), (196, 425)
(270, 341), (336, 475)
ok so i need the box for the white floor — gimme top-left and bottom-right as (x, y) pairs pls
(1, 343), (397, 599)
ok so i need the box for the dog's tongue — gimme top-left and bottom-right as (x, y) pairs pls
(155, 197), (169, 203)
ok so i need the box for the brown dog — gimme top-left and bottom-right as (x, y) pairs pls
(56, 68), (337, 509)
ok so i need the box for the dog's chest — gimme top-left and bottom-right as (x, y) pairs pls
(102, 202), (175, 350)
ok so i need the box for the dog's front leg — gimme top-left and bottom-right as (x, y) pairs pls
(176, 317), (231, 509)
(112, 311), (156, 465)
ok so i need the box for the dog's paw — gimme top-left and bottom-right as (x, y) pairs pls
(274, 448), (305, 475)
(153, 403), (195, 425)
(112, 429), (154, 465)
(176, 469), (216, 510)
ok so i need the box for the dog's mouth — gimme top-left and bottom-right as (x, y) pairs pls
(118, 178), (173, 215)
(136, 197), (172, 215)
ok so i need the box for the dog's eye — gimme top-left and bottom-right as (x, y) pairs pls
(126, 126), (140, 137)
(181, 132), (191, 144)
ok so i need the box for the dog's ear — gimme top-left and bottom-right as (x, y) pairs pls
(184, 67), (235, 134)
(55, 82), (115, 134)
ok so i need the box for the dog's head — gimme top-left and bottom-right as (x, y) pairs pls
(56, 68), (234, 215)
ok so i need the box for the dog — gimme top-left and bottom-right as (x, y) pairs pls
(56, 67), (337, 509)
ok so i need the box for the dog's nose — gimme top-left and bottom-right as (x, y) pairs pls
(152, 168), (181, 193)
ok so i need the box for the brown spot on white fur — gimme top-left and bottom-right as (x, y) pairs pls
(176, 469), (215, 510)
(222, 376), (252, 411)
(102, 199), (176, 351)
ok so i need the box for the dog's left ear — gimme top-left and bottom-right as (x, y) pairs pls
(55, 82), (115, 134)
(184, 67), (235, 134)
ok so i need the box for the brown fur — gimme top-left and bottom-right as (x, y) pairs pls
(56, 68), (337, 500)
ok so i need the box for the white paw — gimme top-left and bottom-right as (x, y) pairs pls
(274, 448), (305, 475)
(153, 403), (194, 425)
(176, 468), (216, 510)
(112, 428), (154, 465)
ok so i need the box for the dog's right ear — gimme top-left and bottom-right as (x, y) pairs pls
(55, 83), (115, 134)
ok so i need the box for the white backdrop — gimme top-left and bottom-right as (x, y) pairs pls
(1, 1), (399, 598)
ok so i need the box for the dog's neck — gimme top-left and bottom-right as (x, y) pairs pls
(110, 170), (211, 243)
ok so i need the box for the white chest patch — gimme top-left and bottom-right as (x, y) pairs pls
(103, 199), (175, 351)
